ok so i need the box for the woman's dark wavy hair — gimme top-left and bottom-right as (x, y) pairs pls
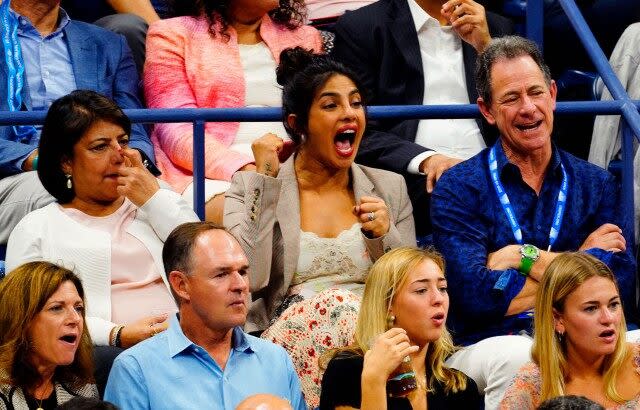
(276, 47), (367, 145)
(38, 90), (131, 204)
(0, 262), (94, 390)
(172, 0), (306, 40)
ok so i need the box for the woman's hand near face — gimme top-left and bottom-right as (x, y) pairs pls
(355, 196), (391, 238)
(117, 148), (160, 206)
(362, 328), (419, 384)
(252, 133), (284, 177)
(118, 313), (168, 348)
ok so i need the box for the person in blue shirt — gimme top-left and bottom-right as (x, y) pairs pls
(104, 221), (306, 410)
(0, 0), (156, 245)
(431, 36), (637, 410)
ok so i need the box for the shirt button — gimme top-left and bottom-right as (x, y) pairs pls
(536, 225), (542, 230)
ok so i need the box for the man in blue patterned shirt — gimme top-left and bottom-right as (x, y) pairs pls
(431, 36), (637, 409)
(105, 222), (306, 410)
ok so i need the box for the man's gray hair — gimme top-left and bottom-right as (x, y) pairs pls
(475, 36), (552, 105)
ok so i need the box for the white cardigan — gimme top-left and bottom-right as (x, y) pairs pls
(6, 189), (199, 345)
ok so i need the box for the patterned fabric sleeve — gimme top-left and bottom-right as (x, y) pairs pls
(498, 362), (541, 410)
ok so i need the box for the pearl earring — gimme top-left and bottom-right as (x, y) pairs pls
(65, 174), (72, 189)
(387, 315), (396, 329)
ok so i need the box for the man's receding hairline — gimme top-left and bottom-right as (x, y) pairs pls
(191, 228), (246, 266)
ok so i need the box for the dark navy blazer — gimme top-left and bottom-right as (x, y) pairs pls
(332, 0), (513, 174)
(0, 19), (155, 177)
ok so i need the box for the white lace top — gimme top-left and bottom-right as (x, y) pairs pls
(289, 223), (371, 298)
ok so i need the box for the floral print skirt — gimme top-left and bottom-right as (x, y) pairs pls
(261, 288), (361, 408)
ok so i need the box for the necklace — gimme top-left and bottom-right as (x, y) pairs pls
(33, 383), (51, 410)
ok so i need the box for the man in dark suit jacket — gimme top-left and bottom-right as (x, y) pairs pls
(0, 0), (157, 243)
(332, 0), (513, 235)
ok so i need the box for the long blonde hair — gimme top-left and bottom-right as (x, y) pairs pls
(323, 247), (466, 393)
(533, 252), (628, 403)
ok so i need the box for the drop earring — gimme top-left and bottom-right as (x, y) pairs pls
(65, 174), (72, 189)
(387, 315), (396, 329)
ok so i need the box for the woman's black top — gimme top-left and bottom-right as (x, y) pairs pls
(24, 391), (57, 410)
(320, 352), (482, 410)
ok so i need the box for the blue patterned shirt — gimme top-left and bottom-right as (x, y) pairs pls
(432, 141), (636, 345)
(104, 314), (306, 410)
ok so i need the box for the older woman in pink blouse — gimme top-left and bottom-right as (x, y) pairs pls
(7, 91), (198, 348)
(144, 0), (322, 223)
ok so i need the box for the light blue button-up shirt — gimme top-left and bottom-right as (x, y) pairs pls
(11, 7), (76, 140)
(104, 314), (306, 410)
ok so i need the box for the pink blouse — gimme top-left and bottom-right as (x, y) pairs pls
(144, 15), (322, 193)
(61, 199), (177, 324)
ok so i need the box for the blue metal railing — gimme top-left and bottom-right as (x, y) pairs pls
(557, 0), (640, 239)
(526, 0), (544, 49)
(0, 0), (637, 231)
(1, 99), (639, 221)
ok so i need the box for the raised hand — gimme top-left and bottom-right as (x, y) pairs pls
(441, 0), (491, 52)
(362, 328), (420, 384)
(354, 196), (391, 239)
(117, 148), (160, 206)
(252, 133), (285, 177)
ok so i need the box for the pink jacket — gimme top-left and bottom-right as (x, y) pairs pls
(144, 15), (322, 192)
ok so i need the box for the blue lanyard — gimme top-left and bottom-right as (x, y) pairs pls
(488, 145), (569, 251)
(1, 0), (37, 139)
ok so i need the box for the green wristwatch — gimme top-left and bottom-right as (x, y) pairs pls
(519, 244), (540, 276)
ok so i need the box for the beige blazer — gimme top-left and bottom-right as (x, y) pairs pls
(224, 157), (416, 331)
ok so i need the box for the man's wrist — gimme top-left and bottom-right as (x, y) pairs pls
(407, 151), (434, 175)
(519, 244), (540, 276)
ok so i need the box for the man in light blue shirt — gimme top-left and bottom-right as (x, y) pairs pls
(104, 222), (306, 410)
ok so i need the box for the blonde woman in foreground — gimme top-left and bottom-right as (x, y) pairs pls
(500, 252), (640, 409)
(319, 247), (481, 409)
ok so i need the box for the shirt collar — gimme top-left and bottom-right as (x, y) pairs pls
(10, 7), (71, 37)
(407, 0), (439, 32)
(166, 313), (193, 357)
(231, 327), (257, 354)
(493, 140), (563, 176)
(166, 314), (257, 358)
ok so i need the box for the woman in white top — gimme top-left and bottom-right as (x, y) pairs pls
(6, 90), (199, 348)
(225, 48), (416, 406)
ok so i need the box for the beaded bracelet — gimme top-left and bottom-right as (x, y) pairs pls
(110, 325), (125, 347)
